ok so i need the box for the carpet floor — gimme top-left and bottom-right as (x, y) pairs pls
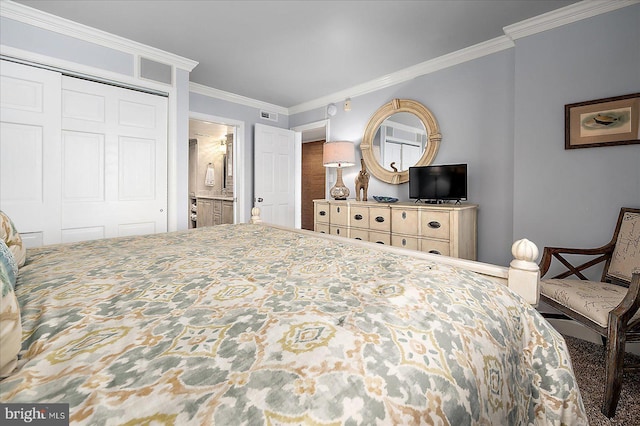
(564, 335), (640, 425)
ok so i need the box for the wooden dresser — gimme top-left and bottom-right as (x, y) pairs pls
(313, 200), (477, 260)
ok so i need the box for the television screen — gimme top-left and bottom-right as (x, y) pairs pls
(409, 164), (467, 202)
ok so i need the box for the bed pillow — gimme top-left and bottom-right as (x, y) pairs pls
(0, 211), (26, 268)
(0, 240), (17, 291)
(1, 240), (21, 378)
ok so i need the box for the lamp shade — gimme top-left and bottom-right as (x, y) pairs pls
(323, 141), (355, 168)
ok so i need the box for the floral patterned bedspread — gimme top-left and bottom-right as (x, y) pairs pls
(1, 224), (586, 425)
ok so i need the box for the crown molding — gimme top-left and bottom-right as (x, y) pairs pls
(0, 0), (198, 71)
(189, 82), (288, 116)
(288, 36), (514, 115)
(504, 0), (640, 40)
(291, 0), (639, 115)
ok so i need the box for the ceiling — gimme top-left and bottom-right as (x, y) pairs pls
(13, 0), (579, 109)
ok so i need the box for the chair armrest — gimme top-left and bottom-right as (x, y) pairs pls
(610, 272), (640, 325)
(539, 243), (615, 278)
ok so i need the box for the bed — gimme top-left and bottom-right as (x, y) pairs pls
(1, 218), (587, 425)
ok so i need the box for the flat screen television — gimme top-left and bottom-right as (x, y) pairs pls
(409, 164), (467, 202)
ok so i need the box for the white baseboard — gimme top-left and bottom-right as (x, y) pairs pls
(548, 318), (640, 356)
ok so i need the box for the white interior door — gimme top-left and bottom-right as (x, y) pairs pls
(61, 77), (168, 242)
(254, 123), (298, 227)
(0, 60), (62, 246)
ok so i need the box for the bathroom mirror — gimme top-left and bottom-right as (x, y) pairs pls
(361, 99), (441, 184)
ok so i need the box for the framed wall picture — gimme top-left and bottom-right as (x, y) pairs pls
(565, 93), (640, 149)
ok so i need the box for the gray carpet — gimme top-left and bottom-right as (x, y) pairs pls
(563, 335), (640, 425)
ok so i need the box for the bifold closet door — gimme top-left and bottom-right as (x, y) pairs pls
(61, 76), (168, 242)
(0, 60), (62, 246)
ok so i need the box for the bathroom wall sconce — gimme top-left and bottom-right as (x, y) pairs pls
(219, 140), (227, 152)
(344, 98), (352, 111)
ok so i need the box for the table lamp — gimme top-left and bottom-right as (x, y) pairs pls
(323, 141), (355, 200)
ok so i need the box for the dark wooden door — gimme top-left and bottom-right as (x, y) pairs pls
(301, 140), (325, 230)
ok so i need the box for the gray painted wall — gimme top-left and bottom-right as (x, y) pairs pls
(0, 17), (134, 76)
(513, 5), (640, 275)
(290, 5), (639, 267)
(291, 51), (516, 266)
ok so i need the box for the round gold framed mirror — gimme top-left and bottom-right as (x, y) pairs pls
(361, 98), (441, 184)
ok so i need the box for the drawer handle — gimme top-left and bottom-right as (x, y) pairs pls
(428, 221), (441, 229)
(402, 238), (407, 246)
(402, 212), (407, 219)
(428, 250), (441, 255)
(355, 237), (362, 240)
(319, 210), (326, 216)
(336, 228), (340, 235)
(376, 241), (385, 244)
(354, 214), (363, 220)
(375, 216), (385, 223)
(320, 231), (326, 233)
(337, 207), (341, 213)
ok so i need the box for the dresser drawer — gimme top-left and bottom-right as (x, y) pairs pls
(350, 206), (370, 228)
(391, 207), (419, 235)
(391, 235), (419, 250)
(369, 231), (391, 245)
(330, 225), (348, 237)
(315, 202), (330, 224)
(315, 223), (329, 234)
(330, 204), (349, 226)
(420, 211), (450, 240)
(420, 238), (450, 256)
(349, 228), (369, 241)
(369, 207), (391, 232)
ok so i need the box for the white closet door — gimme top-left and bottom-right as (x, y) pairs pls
(0, 60), (62, 246)
(61, 77), (168, 242)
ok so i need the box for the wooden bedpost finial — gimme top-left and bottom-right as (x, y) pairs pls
(250, 207), (261, 224)
(510, 238), (539, 271)
(508, 238), (540, 306)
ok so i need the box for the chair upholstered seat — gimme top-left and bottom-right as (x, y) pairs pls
(538, 207), (640, 418)
(541, 279), (640, 328)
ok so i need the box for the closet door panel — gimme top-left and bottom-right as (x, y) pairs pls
(60, 130), (107, 241)
(61, 76), (167, 241)
(61, 226), (104, 243)
(119, 136), (155, 200)
(1, 123), (43, 204)
(118, 100), (157, 128)
(62, 131), (105, 202)
(0, 74), (43, 113)
(0, 60), (62, 244)
(62, 90), (105, 123)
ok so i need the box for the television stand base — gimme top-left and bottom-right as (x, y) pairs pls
(414, 199), (463, 205)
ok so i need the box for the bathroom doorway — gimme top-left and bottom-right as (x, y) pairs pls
(188, 117), (238, 227)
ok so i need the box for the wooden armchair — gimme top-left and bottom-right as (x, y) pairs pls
(539, 207), (640, 418)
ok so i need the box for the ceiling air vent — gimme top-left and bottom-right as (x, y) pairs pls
(259, 110), (278, 122)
